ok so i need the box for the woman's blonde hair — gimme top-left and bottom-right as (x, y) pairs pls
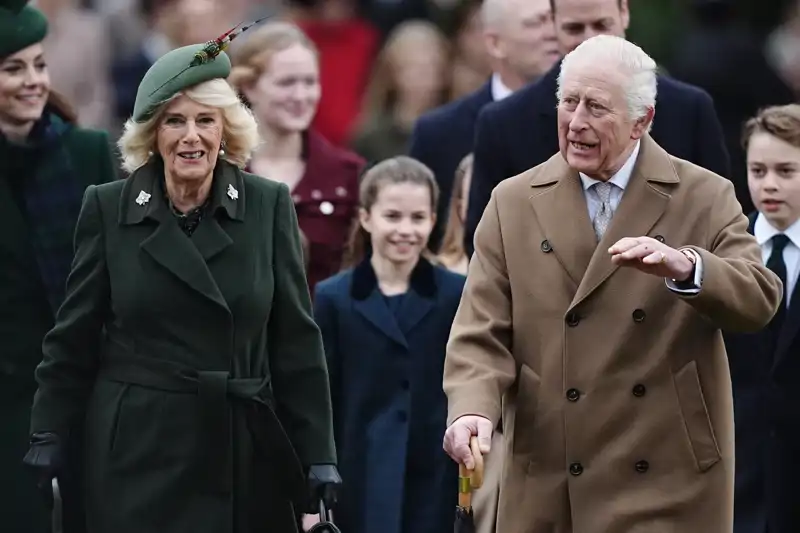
(228, 21), (318, 99)
(742, 104), (800, 151)
(437, 152), (472, 266)
(117, 78), (261, 174)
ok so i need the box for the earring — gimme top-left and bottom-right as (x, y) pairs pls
(219, 142), (226, 157)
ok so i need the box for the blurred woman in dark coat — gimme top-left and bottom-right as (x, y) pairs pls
(0, 3), (115, 531)
(23, 29), (341, 533)
(229, 21), (364, 295)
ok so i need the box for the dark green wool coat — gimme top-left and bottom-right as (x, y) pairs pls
(29, 158), (337, 533)
(0, 116), (115, 533)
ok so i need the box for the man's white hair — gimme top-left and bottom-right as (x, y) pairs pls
(557, 35), (657, 126)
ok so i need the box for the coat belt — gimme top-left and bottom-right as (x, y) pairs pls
(97, 341), (265, 495)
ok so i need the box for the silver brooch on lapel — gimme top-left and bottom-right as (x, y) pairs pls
(227, 184), (238, 200)
(135, 190), (151, 206)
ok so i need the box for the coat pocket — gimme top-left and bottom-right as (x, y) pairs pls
(106, 383), (130, 453)
(512, 364), (541, 456)
(672, 360), (721, 472)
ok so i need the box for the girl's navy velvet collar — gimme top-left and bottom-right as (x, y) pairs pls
(350, 256), (437, 301)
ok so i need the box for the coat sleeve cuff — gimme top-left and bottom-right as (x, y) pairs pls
(447, 392), (501, 428)
(665, 248), (704, 295)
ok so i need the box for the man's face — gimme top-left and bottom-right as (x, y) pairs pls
(488, 0), (560, 82)
(557, 61), (651, 180)
(552, 0), (629, 55)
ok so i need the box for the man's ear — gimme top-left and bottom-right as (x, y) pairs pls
(619, 0), (630, 31)
(632, 107), (655, 139)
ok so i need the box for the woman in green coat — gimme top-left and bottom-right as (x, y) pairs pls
(22, 25), (342, 533)
(0, 3), (115, 532)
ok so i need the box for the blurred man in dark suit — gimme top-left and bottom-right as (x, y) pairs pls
(464, 0), (730, 255)
(409, 0), (559, 252)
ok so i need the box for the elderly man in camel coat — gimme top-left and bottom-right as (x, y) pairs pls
(442, 34), (783, 533)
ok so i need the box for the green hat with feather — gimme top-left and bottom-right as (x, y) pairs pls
(0, 1), (48, 58)
(132, 44), (232, 123)
(131, 16), (270, 123)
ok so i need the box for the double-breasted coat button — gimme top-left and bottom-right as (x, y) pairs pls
(635, 460), (649, 473)
(632, 384), (646, 397)
(541, 240), (552, 253)
(632, 309), (646, 323)
(566, 388), (581, 402)
(654, 235), (665, 243)
(566, 312), (580, 327)
(569, 462), (583, 476)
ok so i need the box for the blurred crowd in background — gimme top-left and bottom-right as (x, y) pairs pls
(29, 0), (800, 165)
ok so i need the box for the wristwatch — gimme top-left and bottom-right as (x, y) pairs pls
(680, 248), (697, 267)
(673, 248), (698, 286)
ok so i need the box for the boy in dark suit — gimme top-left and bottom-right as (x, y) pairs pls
(465, 0), (730, 255)
(727, 104), (800, 533)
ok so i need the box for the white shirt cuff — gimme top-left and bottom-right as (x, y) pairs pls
(664, 248), (703, 294)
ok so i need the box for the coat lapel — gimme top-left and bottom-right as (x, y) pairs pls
(119, 159), (245, 311)
(529, 156), (597, 288)
(351, 260), (408, 348)
(774, 274), (800, 364)
(350, 258), (439, 349)
(571, 136), (677, 308)
(396, 260), (437, 335)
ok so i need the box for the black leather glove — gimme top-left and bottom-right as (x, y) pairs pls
(306, 464), (342, 514)
(22, 432), (63, 507)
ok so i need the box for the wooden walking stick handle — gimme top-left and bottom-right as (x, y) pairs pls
(468, 436), (484, 488)
(458, 436), (485, 507)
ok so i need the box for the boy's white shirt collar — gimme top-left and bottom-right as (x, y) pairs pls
(754, 213), (800, 249)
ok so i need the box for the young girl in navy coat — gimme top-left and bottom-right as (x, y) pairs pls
(313, 156), (466, 533)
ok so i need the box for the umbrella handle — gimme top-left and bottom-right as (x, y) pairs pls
(457, 436), (485, 507)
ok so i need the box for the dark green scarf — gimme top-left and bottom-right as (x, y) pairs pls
(0, 111), (85, 314)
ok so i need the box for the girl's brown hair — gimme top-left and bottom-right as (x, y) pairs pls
(341, 156), (440, 269)
(228, 20), (318, 101)
(356, 20), (451, 129)
(437, 152), (472, 265)
(742, 104), (800, 151)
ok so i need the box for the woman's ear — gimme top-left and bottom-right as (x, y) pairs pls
(358, 207), (371, 233)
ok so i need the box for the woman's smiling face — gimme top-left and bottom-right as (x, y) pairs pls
(0, 43), (50, 132)
(156, 94), (224, 183)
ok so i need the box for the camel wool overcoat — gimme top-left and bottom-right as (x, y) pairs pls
(443, 135), (783, 533)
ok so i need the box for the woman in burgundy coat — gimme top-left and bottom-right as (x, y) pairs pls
(230, 21), (364, 294)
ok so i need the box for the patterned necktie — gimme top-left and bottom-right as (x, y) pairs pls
(593, 182), (614, 241)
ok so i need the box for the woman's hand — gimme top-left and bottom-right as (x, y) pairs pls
(22, 432), (63, 506)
